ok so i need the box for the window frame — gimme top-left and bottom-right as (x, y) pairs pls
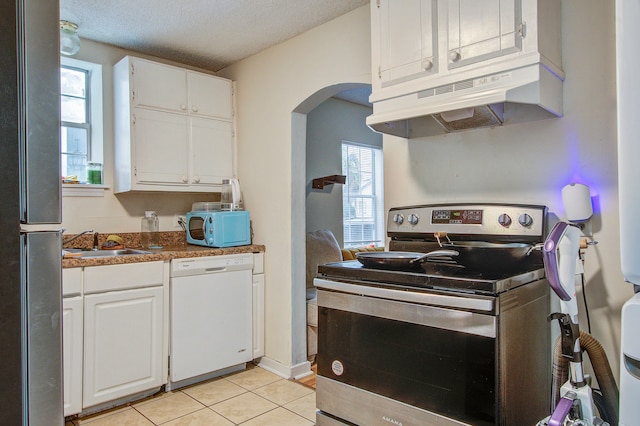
(60, 57), (106, 196)
(341, 140), (385, 248)
(61, 64), (92, 171)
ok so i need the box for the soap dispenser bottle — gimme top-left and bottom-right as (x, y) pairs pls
(141, 211), (161, 249)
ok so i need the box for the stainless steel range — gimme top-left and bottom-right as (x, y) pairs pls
(314, 203), (551, 426)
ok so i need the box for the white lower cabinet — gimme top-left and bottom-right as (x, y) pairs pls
(252, 273), (265, 359)
(83, 286), (164, 408)
(82, 261), (167, 409)
(252, 253), (265, 359)
(62, 296), (83, 416)
(62, 268), (83, 417)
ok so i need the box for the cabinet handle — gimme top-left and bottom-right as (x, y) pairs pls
(448, 51), (461, 63)
(191, 105), (199, 112)
(423, 59), (433, 71)
(194, 176), (200, 183)
(182, 176), (188, 183)
(180, 104), (187, 111)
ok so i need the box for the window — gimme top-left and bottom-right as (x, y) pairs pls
(60, 57), (103, 191)
(60, 66), (90, 180)
(342, 142), (384, 247)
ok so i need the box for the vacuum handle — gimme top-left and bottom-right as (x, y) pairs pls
(543, 222), (572, 301)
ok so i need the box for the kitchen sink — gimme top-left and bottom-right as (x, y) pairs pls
(64, 248), (152, 258)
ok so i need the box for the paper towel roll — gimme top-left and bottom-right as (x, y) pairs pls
(562, 183), (593, 222)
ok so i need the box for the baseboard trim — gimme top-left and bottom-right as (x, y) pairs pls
(257, 356), (312, 380)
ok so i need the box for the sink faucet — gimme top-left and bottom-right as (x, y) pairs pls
(62, 229), (94, 246)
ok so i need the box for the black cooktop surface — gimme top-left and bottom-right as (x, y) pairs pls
(317, 260), (545, 295)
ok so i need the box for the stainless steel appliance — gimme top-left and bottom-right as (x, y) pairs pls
(315, 204), (551, 426)
(0, 0), (64, 424)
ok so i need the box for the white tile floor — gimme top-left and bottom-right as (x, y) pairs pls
(66, 365), (316, 425)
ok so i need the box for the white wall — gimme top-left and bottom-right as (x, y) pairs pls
(306, 97), (381, 243)
(383, 0), (629, 379)
(62, 39), (220, 235)
(221, 0), (630, 381)
(218, 6), (372, 374)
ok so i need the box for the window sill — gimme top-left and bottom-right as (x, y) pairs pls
(62, 184), (110, 197)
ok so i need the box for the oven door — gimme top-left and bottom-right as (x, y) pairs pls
(315, 278), (497, 426)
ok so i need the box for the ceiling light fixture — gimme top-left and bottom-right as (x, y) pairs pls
(60, 20), (80, 56)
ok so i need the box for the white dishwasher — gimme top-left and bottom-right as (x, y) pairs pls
(169, 253), (253, 388)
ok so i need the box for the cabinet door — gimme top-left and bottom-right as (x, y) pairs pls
(133, 108), (189, 185)
(187, 72), (233, 120)
(447, 0), (522, 69)
(378, 0), (438, 85)
(83, 286), (163, 408)
(252, 273), (265, 359)
(63, 296), (83, 416)
(132, 59), (188, 113)
(190, 117), (234, 185)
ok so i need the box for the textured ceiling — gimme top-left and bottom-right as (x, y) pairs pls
(60, 0), (369, 72)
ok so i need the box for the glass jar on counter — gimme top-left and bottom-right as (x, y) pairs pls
(141, 211), (161, 249)
(87, 162), (103, 184)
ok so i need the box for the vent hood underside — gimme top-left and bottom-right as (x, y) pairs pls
(367, 63), (564, 139)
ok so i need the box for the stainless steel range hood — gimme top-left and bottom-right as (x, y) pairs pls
(366, 63), (564, 138)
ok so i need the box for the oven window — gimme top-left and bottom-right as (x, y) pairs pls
(318, 307), (496, 425)
(188, 217), (205, 240)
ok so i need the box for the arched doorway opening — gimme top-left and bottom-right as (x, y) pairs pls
(290, 82), (378, 371)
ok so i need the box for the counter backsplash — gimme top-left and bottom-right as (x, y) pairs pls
(63, 231), (188, 250)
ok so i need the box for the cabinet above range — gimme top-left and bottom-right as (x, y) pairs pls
(368, 0), (564, 138)
(113, 56), (236, 193)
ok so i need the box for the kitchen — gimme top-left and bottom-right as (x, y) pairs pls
(2, 0), (635, 425)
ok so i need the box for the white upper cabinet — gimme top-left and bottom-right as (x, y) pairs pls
(114, 56), (235, 193)
(372, 0), (561, 95)
(187, 72), (233, 120)
(378, 0), (438, 86)
(446, 0), (522, 69)
(131, 60), (188, 113)
(368, 0), (563, 137)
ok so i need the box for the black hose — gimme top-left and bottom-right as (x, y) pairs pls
(550, 332), (619, 425)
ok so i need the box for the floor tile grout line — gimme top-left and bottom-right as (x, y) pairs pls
(68, 366), (315, 425)
(129, 405), (157, 425)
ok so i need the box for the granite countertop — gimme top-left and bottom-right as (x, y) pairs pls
(62, 231), (265, 268)
(62, 244), (265, 268)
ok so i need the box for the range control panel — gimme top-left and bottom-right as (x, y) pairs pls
(388, 204), (546, 238)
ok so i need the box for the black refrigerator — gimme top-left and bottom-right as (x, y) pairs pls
(0, 0), (64, 424)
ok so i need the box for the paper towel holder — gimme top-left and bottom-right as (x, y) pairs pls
(562, 183), (593, 223)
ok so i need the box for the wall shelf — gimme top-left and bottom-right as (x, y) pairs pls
(312, 175), (346, 189)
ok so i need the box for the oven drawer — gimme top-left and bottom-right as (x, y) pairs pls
(317, 376), (471, 426)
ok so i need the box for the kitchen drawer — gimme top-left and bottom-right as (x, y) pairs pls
(63, 267), (82, 296)
(84, 261), (164, 294)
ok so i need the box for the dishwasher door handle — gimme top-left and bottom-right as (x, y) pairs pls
(204, 267), (227, 273)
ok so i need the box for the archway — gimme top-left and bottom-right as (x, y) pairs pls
(290, 82), (373, 373)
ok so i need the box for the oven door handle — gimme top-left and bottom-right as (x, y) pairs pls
(315, 279), (496, 338)
(314, 278), (494, 312)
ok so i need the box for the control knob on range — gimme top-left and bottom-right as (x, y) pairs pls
(498, 213), (512, 227)
(518, 213), (533, 227)
(393, 213), (404, 225)
(408, 214), (419, 225)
